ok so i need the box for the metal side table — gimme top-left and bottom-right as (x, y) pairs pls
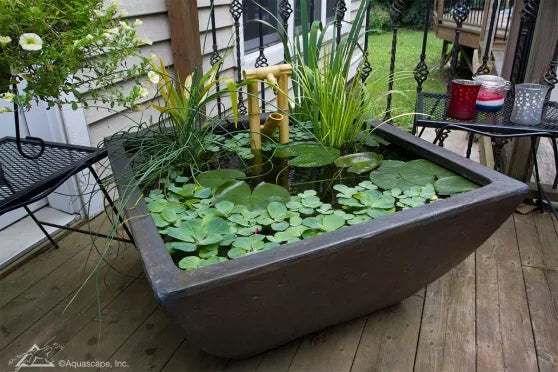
(0, 137), (133, 248)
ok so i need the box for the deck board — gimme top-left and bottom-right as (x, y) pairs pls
(1, 212), (558, 371)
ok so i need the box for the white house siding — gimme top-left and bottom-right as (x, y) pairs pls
(83, 0), (366, 146)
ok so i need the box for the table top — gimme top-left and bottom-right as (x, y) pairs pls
(0, 137), (105, 213)
(416, 92), (558, 137)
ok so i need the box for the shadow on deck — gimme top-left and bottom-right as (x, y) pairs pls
(1, 211), (557, 371)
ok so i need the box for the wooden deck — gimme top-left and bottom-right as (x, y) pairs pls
(1, 212), (557, 372)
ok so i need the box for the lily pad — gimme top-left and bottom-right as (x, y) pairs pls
(357, 132), (390, 147)
(434, 176), (479, 195)
(213, 181), (290, 211)
(334, 152), (383, 174)
(399, 159), (456, 186)
(369, 168), (416, 191)
(275, 142), (340, 167)
(197, 169), (246, 189)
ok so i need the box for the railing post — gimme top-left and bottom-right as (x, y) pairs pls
(279, 0), (293, 40)
(412, 0), (432, 135)
(384, 0), (406, 122)
(509, 0), (541, 91)
(335, 0), (347, 46)
(543, 40), (558, 101)
(476, 0), (501, 76)
(360, 0), (373, 83)
(209, 0), (223, 116)
(230, 0), (247, 115)
(254, 0), (269, 112)
(449, 1), (471, 80)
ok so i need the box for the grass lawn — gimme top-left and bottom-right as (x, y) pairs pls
(366, 29), (448, 131)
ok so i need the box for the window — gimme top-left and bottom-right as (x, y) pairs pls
(241, 0), (351, 68)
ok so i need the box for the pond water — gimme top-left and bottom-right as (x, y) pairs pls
(141, 127), (480, 271)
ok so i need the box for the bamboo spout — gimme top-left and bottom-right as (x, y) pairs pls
(261, 112), (284, 137)
(243, 64), (292, 151)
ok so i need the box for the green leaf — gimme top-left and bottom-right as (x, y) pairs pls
(232, 237), (252, 251)
(194, 187), (212, 199)
(151, 214), (169, 228)
(399, 159), (456, 186)
(199, 245), (219, 259)
(434, 176), (479, 195)
(276, 142), (340, 167)
(166, 227), (194, 243)
(272, 221), (290, 231)
(215, 200), (235, 217)
(168, 242), (197, 253)
(197, 169), (246, 188)
(213, 181), (290, 211)
(334, 152), (383, 174)
(267, 202), (288, 221)
(178, 256), (201, 270)
(161, 207), (177, 222)
(322, 214), (345, 232)
(228, 247), (247, 259)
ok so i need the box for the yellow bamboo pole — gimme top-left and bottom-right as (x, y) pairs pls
(246, 81), (261, 150)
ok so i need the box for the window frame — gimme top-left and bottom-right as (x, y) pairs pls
(240, 0), (353, 70)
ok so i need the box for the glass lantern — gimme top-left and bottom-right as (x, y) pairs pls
(510, 84), (550, 125)
(447, 79), (482, 120)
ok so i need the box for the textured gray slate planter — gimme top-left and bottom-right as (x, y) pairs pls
(108, 123), (527, 359)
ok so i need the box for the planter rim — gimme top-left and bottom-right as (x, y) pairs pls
(107, 122), (527, 302)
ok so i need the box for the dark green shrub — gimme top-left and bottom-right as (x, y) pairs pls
(368, 0), (430, 30)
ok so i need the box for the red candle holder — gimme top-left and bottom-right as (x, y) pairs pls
(447, 79), (482, 120)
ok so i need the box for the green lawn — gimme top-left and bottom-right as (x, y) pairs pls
(365, 29), (448, 131)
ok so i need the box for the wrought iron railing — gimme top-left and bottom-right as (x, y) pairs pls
(199, 0), (547, 126)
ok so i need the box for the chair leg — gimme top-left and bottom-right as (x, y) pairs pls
(88, 166), (134, 244)
(24, 205), (59, 249)
(551, 138), (558, 189)
(466, 133), (474, 159)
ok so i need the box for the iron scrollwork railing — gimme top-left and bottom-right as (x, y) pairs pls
(335, 0), (347, 46)
(230, 0), (247, 115)
(384, 0), (406, 122)
(360, 0), (373, 83)
(279, 0), (293, 38)
(475, 0), (500, 76)
(209, 0), (224, 116)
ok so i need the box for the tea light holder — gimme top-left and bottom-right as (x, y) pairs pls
(447, 79), (482, 120)
(510, 83), (550, 125)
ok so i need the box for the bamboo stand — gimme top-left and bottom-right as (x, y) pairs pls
(243, 64), (292, 151)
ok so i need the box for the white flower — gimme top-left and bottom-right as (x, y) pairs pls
(119, 21), (132, 30)
(149, 53), (158, 62)
(111, 0), (119, 7)
(86, 34), (94, 40)
(0, 107), (12, 113)
(106, 28), (119, 35)
(138, 86), (149, 98)
(133, 19), (143, 27)
(147, 71), (160, 85)
(19, 33), (43, 51)
(2, 92), (15, 102)
(120, 9), (128, 17)
(102, 33), (112, 39)
(0, 36), (11, 46)
(140, 38), (152, 45)
(93, 9), (104, 17)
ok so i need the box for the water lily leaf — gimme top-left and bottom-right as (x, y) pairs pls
(199, 244), (219, 258)
(197, 169), (246, 188)
(379, 160), (405, 169)
(194, 187), (212, 199)
(334, 152), (383, 174)
(276, 142), (340, 167)
(228, 247), (247, 259)
(434, 176), (478, 195)
(152, 214), (169, 228)
(161, 207), (177, 222)
(168, 242), (197, 253)
(168, 184), (196, 198)
(213, 181), (290, 211)
(178, 256), (201, 270)
(322, 214), (345, 231)
(357, 132), (390, 147)
(215, 200), (235, 217)
(369, 169), (416, 191)
(166, 227), (194, 243)
(267, 202), (288, 221)
(399, 159), (456, 186)
(272, 221), (290, 231)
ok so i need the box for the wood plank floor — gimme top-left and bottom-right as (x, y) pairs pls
(1, 212), (557, 372)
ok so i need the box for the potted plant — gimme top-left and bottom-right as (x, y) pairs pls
(104, 0), (527, 358)
(0, 0), (150, 116)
